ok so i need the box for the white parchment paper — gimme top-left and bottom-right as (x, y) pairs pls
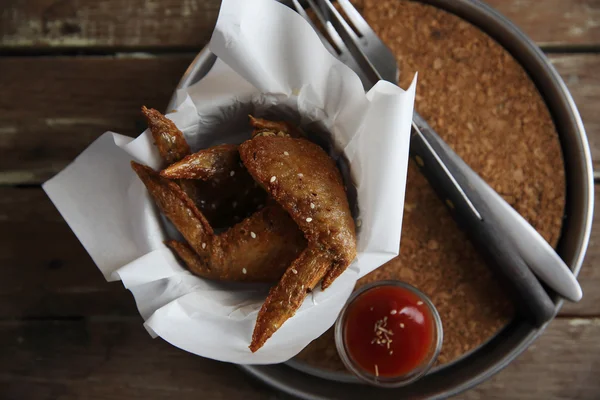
(43, 0), (416, 364)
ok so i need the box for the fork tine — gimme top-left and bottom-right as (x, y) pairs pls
(317, 0), (362, 45)
(335, 0), (371, 36)
(317, 0), (381, 83)
(290, 0), (339, 56)
(291, 0), (373, 89)
(304, 0), (349, 56)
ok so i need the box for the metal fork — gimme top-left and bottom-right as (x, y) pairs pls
(290, 0), (582, 326)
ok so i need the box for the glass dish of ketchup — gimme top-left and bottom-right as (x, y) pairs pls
(335, 281), (443, 387)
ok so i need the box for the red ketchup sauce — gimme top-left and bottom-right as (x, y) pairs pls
(344, 285), (435, 378)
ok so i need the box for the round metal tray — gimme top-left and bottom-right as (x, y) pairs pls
(167, 0), (594, 398)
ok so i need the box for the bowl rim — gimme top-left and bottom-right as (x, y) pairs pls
(166, 0), (594, 398)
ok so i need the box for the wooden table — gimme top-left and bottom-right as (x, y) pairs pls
(1, 1), (599, 399)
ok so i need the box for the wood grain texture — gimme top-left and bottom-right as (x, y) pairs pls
(0, 0), (221, 50)
(485, 0), (600, 48)
(0, 53), (597, 185)
(457, 318), (600, 400)
(0, 319), (275, 400)
(549, 54), (600, 170)
(0, 187), (137, 318)
(0, 184), (598, 318)
(1, 318), (598, 399)
(0, 55), (193, 184)
(1, 0), (599, 50)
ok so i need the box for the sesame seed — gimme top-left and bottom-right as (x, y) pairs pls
(291, 268), (298, 274)
(270, 176), (277, 183)
(389, 351), (393, 355)
(374, 364), (379, 377)
(390, 309), (397, 315)
(298, 173), (304, 178)
(284, 151), (289, 156)
(417, 301), (423, 306)
(202, 243), (206, 249)
(306, 217), (313, 222)
(356, 219), (362, 227)
(232, 201), (237, 208)
(400, 323), (405, 328)
(242, 268), (247, 274)
(370, 307), (374, 311)
(230, 170), (235, 177)
(211, 203), (216, 209)
(200, 200), (205, 204)
(310, 203), (315, 209)
(250, 232), (256, 239)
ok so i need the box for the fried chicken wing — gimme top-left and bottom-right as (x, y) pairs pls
(143, 107), (264, 228)
(131, 162), (214, 258)
(239, 136), (357, 351)
(160, 143), (267, 225)
(166, 204), (306, 282)
(142, 106), (191, 164)
(250, 247), (332, 351)
(132, 161), (306, 282)
(249, 115), (303, 138)
(160, 144), (240, 180)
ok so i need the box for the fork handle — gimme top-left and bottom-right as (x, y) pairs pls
(409, 112), (556, 327)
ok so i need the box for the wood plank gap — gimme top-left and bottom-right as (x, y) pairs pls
(540, 45), (600, 54)
(0, 47), (201, 57)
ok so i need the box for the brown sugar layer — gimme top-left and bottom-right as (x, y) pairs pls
(295, 0), (566, 371)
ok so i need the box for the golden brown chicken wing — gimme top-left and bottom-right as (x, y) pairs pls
(160, 143), (267, 225)
(143, 107), (264, 228)
(132, 161), (306, 282)
(249, 115), (304, 138)
(239, 135), (357, 352)
(142, 106), (191, 165)
(161, 144), (240, 180)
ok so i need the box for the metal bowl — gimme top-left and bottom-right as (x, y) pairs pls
(168, 0), (594, 398)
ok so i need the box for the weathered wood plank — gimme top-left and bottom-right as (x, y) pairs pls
(0, 0), (221, 50)
(0, 53), (598, 185)
(549, 54), (600, 171)
(0, 55), (193, 184)
(0, 184), (598, 318)
(1, 0), (598, 50)
(485, 0), (600, 48)
(0, 318), (598, 399)
(0, 318), (276, 400)
(0, 187), (136, 317)
(458, 318), (600, 400)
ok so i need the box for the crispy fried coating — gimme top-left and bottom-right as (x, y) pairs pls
(249, 247), (331, 352)
(143, 107), (264, 228)
(249, 115), (303, 138)
(142, 106), (191, 164)
(239, 136), (356, 351)
(167, 204), (306, 282)
(160, 143), (267, 227)
(132, 162), (305, 282)
(131, 161), (213, 259)
(161, 144), (240, 180)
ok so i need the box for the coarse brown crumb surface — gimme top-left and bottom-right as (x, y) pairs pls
(294, 0), (565, 372)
